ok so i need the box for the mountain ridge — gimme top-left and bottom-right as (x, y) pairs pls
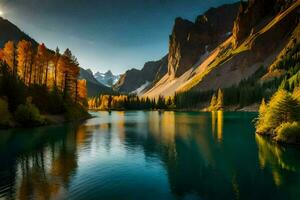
(0, 17), (38, 48)
(143, 0), (299, 98)
(113, 55), (168, 94)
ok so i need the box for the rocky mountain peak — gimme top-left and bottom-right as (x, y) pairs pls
(105, 70), (113, 76)
(94, 70), (120, 87)
(232, 0), (281, 47)
(168, 2), (240, 79)
(114, 56), (168, 93)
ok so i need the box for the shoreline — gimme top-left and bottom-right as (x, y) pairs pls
(88, 104), (259, 113)
(0, 113), (92, 130)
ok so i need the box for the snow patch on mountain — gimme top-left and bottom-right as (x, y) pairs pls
(94, 70), (120, 87)
(131, 81), (150, 95)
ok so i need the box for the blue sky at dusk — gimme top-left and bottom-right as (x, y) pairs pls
(0, 0), (236, 74)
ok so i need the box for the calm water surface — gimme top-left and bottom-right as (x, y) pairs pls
(0, 111), (300, 200)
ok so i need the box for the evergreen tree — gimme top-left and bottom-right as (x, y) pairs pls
(258, 90), (300, 133)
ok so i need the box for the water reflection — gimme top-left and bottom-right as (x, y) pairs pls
(255, 134), (300, 187)
(211, 111), (224, 142)
(0, 112), (299, 200)
(0, 125), (82, 200)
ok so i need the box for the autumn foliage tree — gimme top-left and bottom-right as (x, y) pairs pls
(2, 41), (16, 74)
(17, 40), (32, 83)
(0, 40), (87, 108)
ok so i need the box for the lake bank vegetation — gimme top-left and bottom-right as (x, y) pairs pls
(0, 40), (89, 128)
(255, 41), (300, 145)
(256, 89), (300, 145)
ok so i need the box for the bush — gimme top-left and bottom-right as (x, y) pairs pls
(0, 98), (12, 127)
(275, 122), (300, 144)
(15, 100), (44, 127)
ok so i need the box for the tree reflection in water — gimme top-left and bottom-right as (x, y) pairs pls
(0, 112), (299, 200)
(255, 134), (300, 190)
(0, 124), (87, 200)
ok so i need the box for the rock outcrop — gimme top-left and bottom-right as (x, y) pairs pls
(114, 55), (168, 93)
(168, 3), (240, 78)
(232, 0), (295, 47)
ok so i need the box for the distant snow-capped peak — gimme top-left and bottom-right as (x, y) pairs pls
(94, 70), (120, 87)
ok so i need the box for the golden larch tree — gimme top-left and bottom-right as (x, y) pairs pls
(17, 40), (32, 83)
(3, 41), (16, 74)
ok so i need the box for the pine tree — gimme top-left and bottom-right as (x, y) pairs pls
(263, 90), (300, 131)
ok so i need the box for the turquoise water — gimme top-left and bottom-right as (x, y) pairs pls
(0, 111), (300, 200)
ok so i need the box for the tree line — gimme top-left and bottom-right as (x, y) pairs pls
(88, 95), (175, 110)
(0, 40), (87, 102)
(174, 66), (282, 110)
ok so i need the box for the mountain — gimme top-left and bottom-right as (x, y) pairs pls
(79, 68), (113, 97)
(0, 17), (38, 47)
(168, 2), (240, 79)
(113, 55), (168, 94)
(94, 70), (120, 87)
(143, 0), (299, 98)
(0, 17), (111, 97)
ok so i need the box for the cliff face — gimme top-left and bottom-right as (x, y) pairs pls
(143, 0), (300, 98)
(113, 55), (168, 93)
(232, 0), (279, 47)
(232, 0), (296, 47)
(168, 3), (240, 78)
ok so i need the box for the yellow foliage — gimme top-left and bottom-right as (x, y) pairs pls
(292, 87), (300, 102)
(256, 89), (300, 144)
(0, 40), (87, 105)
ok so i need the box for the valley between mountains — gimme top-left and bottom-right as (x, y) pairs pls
(87, 0), (300, 106)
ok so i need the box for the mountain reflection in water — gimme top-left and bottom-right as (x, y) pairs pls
(0, 111), (299, 200)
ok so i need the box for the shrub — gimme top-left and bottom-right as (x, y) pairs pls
(15, 99), (44, 127)
(275, 122), (300, 144)
(0, 98), (12, 127)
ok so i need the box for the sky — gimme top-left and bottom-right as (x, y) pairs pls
(0, 0), (236, 74)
